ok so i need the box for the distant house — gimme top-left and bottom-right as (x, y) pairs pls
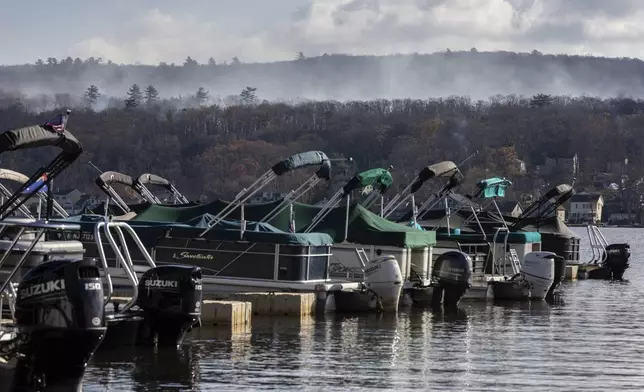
(539, 204), (566, 221)
(494, 201), (523, 218)
(569, 193), (604, 224)
(555, 205), (566, 222)
(543, 153), (578, 177)
(607, 212), (634, 225)
(53, 189), (84, 212)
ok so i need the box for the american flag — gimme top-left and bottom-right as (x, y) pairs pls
(288, 219), (296, 233)
(44, 113), (66, 134)
(22, 173), (49, 195)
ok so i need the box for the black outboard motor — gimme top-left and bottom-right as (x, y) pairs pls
(431, 251), (473, 309)
(588, 243), (631, 280)
(6, 259), (106, 392)
(546, 255), (566, 301)
(605, 243), (630, 280)
(135, 265), (203, 346)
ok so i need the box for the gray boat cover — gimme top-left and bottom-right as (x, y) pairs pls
(411, 161), (458, 193)
(271, 151), (331, 180)
(0, 124), (82, 157)
(137, 173), (172, 188)
(96, 171), (136, 187)
(0, 168), (30, 184)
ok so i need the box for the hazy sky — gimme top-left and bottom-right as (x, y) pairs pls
(2, 0), (643, 65)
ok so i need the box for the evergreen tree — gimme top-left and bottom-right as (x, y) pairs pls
(124, 84), (143, 109)
(240, 86), (257, 105)
(208, 57), (216, 66)
(84, 85), (100, 108)
(183, 56), (199, 67)
(144, 85), (159, 105)
(231, 56), (241, 65)
(295, 52), (306, 61)
(195, 87), (209, 106)
(530, 93), (554, 108)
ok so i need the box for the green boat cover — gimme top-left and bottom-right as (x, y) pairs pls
(474, 177), (512, 199)
(131, 200), (436, 248)
(436, 230), (541, 244)
(54, 214), (334, 246)
(343, 168), (393, 195)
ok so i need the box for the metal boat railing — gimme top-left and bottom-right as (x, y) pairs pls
(93, 220), (156, 312)
(0, 216), (159, 324)
(585, 224), (608, 265)
(490, 227), (521, 276)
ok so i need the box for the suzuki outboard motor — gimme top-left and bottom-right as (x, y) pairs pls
(587, 243), (631, 280)
(605, 243), (630, 280)
(6, 259), (106, 392)
(431, 251), (473, 309)
(135, 265), (202, 346)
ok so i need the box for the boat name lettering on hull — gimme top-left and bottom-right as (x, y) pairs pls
(172, 251), (214, 261)
(19, 279), (66, 300)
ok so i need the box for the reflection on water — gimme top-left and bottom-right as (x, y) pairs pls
(84, 228), (644, 391)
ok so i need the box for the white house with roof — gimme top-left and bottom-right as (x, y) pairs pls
(568, 192), (604, 224)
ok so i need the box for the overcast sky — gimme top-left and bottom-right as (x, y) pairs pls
(1, 0), (643, 65)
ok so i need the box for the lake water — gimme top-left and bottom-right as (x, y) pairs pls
(83, 228), (644, 392)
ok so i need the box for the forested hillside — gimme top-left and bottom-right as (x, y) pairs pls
(3, 50), (644, 103)
(0, 91), (642, 206)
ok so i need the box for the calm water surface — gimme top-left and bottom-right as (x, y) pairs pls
(83, 228), (644, 391)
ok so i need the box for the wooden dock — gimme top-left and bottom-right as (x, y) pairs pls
(109, 291), (317, 332)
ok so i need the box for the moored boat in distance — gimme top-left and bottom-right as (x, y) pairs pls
(393, 169), (556, 302)
(55, 152), (399, 313)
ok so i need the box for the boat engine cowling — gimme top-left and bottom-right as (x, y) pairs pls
(363, 255), (403, 312)
(547, 255), (566, 300)
(11, 259), (106, 391)
(431, 251), (473, 308)
(135, 265), (202, 346)
(605, 243), (630, 280)
(521, 251), (556, 300)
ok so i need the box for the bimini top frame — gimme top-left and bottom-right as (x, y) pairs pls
(305, 167), (394, 235)
(95, 171), (153, 214)
(511, 184), (575, 228)
(200, 150), (332, 236)
(137, 173), (189, 205)
(0, 168), (69, 218)
(382, 161), (461, 219)
(0, 110), (82, 221)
